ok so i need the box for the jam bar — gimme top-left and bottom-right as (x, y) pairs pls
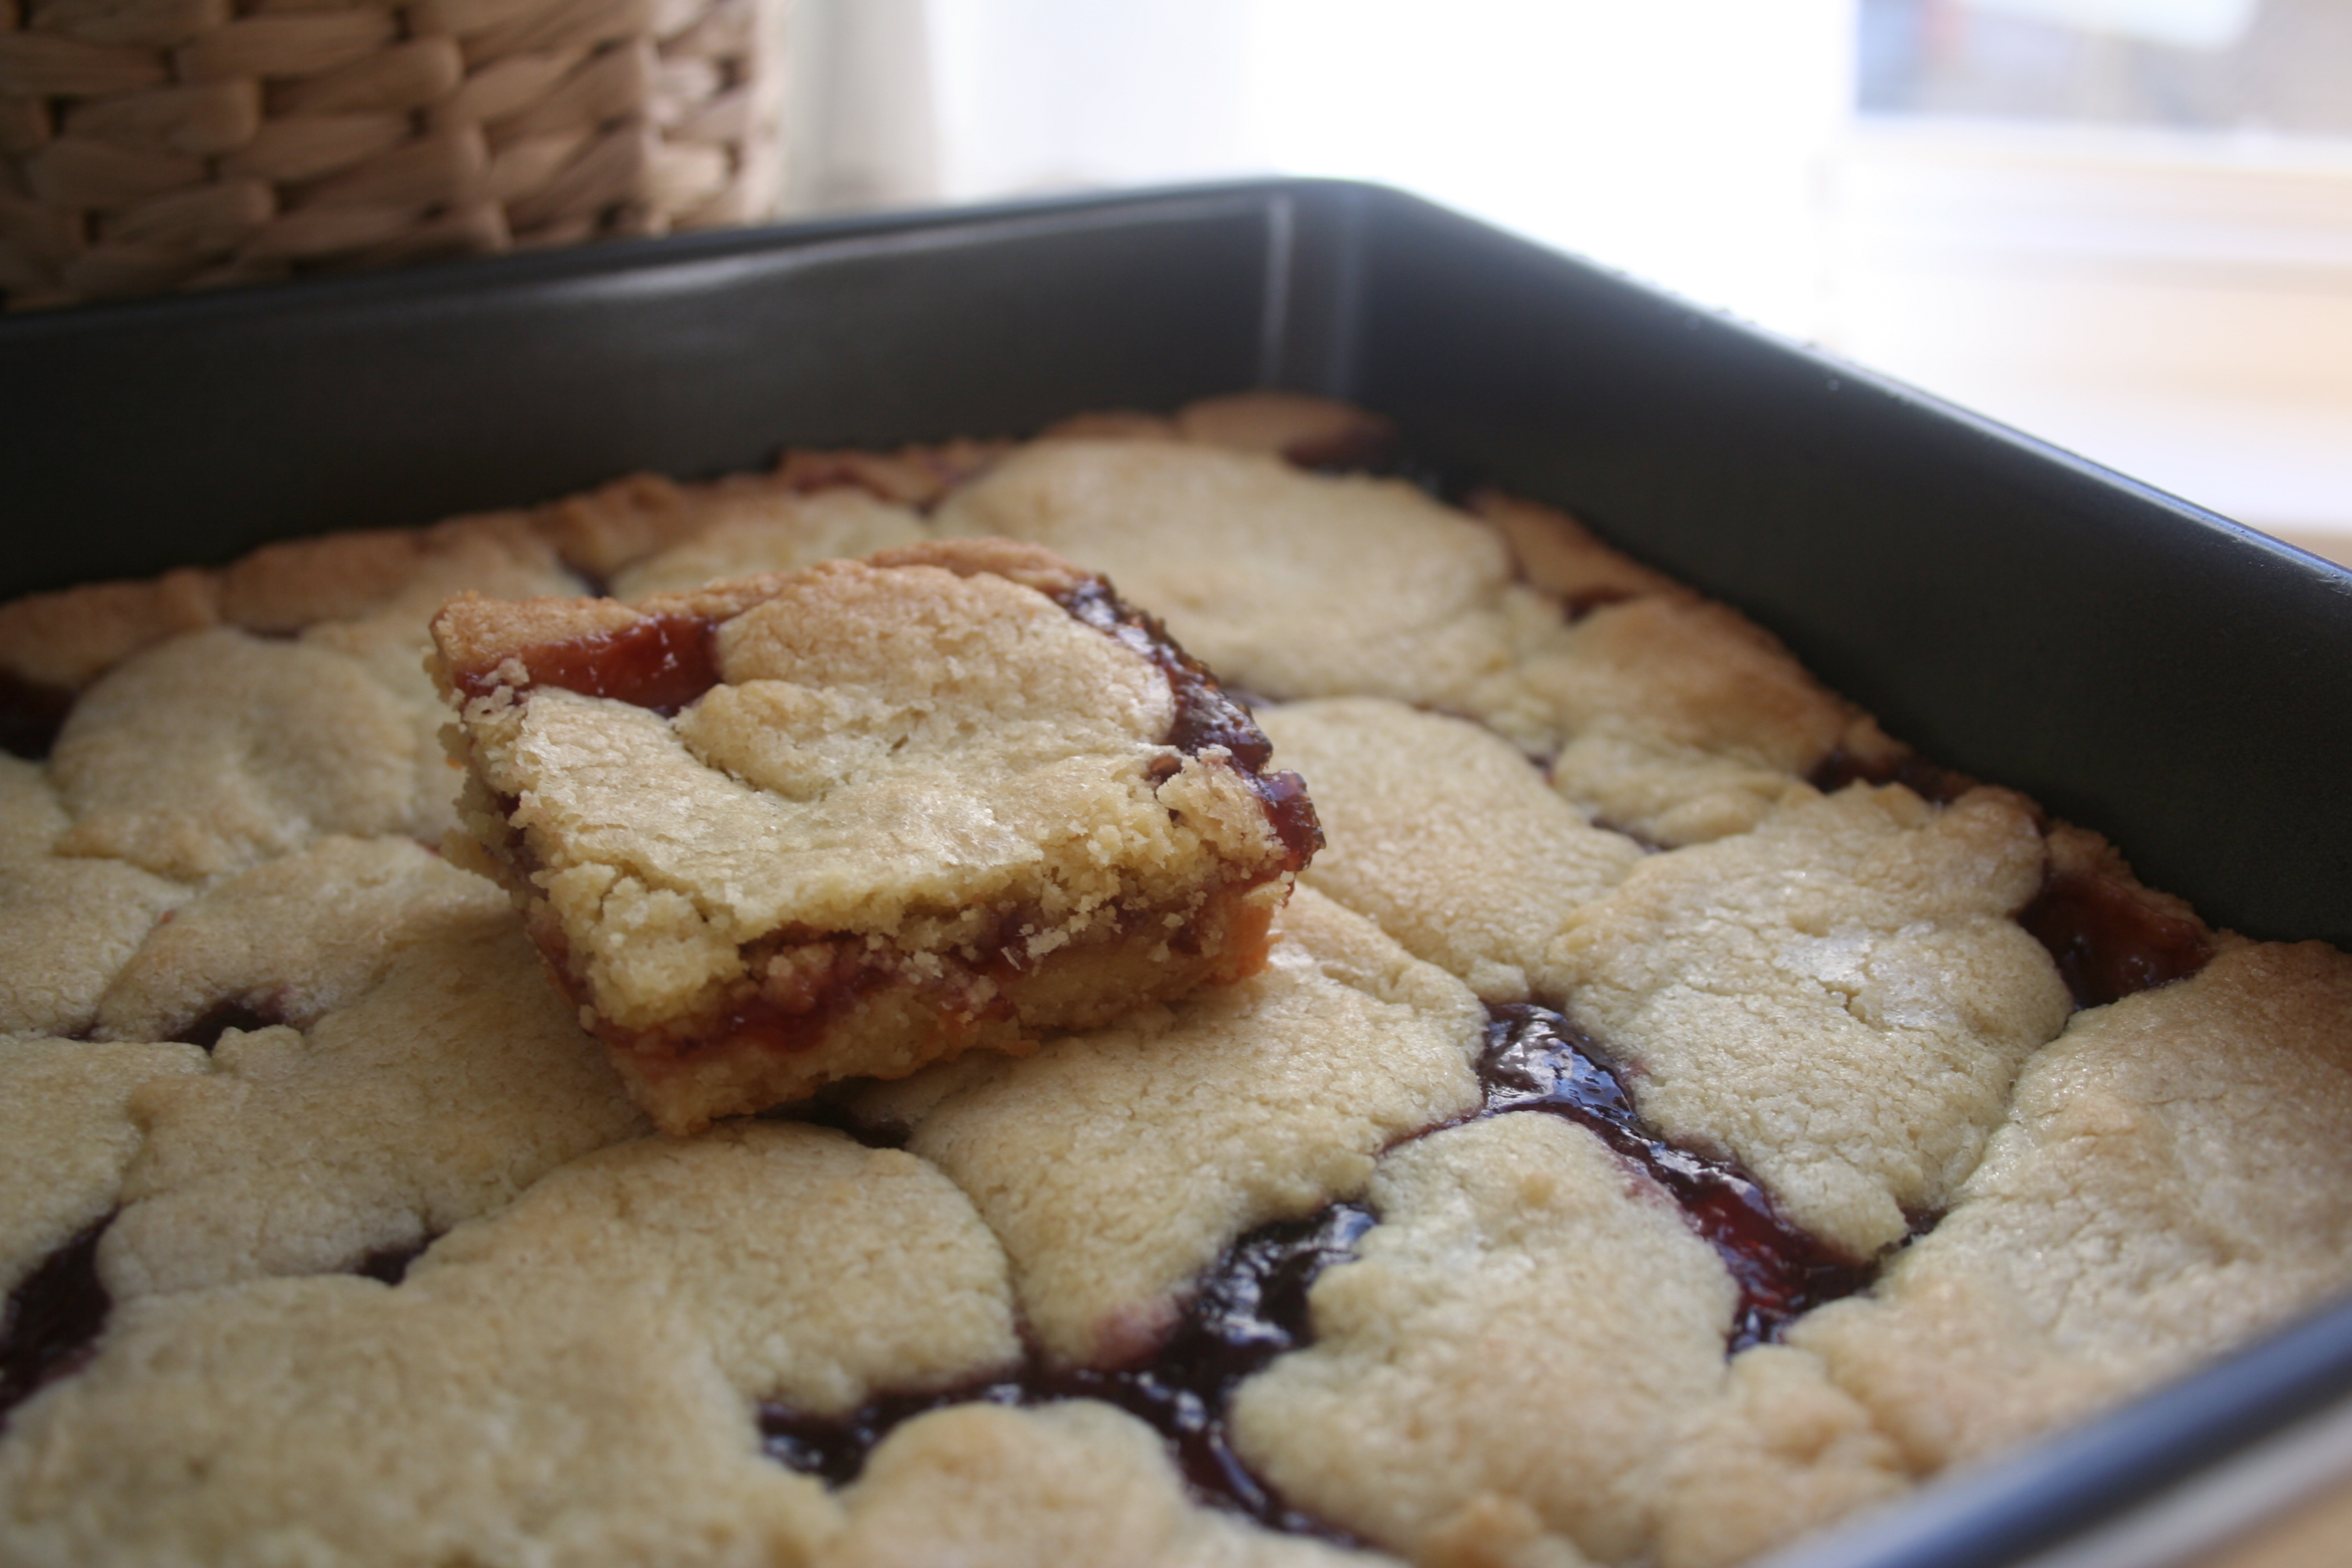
(430, 538), (1320, 1133)
(7, 395), (2352, 1568)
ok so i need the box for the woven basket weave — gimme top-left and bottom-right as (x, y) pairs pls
(0, 0), (783, 308)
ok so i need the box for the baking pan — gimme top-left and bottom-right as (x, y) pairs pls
(3, 178), (2349, 1567)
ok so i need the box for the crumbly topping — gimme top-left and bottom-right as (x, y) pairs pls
(1792, 940), (2352, 1471)
(0, 756), (191, 1039)
(1230, 1113), (1738, 1565)
(0, 1038), (207, 1296)
(91, 834), (508, 1044)
(1257, 698), (1642, 1002)
(1, 1124), (1015, 1568)
(1539, 783), (2072, 1256)
(935, 440), (1520, 710)
(1481, 593), (1865, 844)
(862, 888), (1483, 1368)
(50, 628), (438, 881)
(100, 911), (649, 1298)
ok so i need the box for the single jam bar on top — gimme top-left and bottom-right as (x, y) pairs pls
(428, 538), (1321, 1134)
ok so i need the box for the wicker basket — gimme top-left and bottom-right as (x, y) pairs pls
(0, 0), (784, 308)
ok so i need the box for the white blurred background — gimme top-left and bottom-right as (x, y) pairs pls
(783, 0), (2352, 562)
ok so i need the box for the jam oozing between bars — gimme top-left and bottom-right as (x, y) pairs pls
(0, 1218), (111, 1431)
(759, 1203), (1375, 1544)
(760, 1006), (1876, 1532)
(1478, 1004), (1873, 1352)
(1051, 576), (1322, 867)
(2019, 866), (2214, 1009)
(0, 673), (74, 762)
(1799, 745), (2212, 1010)
(0, 1222), (442, 1431)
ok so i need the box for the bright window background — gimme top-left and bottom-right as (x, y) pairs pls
(785, 0), (2352, 561)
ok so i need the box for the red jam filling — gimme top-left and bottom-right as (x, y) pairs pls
(1806, 745), (1977, 807)
(0, 672), (74, 762)
(451, 613), (722, 717)
(604, 949), (981, 1075)
(585, 885), (1277, 1075)
(0, 1218), (110, 1432)
(2019, 866), (2214, 1009)
(1051, 577), (1322, 868)
(1479, 1004), (1873, 1350)
(759, 1202), (1375, 1545)
(762, 1003), (1880, 1530)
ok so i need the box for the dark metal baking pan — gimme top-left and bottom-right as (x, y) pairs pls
(3, 178), (2348, 1567)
